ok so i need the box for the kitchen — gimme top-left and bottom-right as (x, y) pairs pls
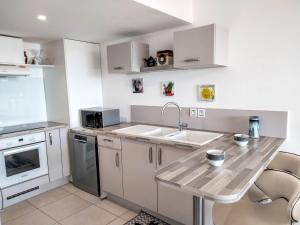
(0, 0), (300, 225)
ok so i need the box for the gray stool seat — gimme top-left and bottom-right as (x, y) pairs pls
(213, 170), (300, 225)
(213, 196), (290, 225)
(248, 151), (300, 203)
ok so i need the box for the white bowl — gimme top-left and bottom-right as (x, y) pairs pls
(208, 159), (225, 167)
(206, 150), (225, 167)
(234, 140), (249, 147)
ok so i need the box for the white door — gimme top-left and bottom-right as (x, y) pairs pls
(99, 147), (123, 198)
(46, 129), (63, 181)
(157, 145), (194, 225)
(0, 36), (24, 65)
(174, 25), (215, 68)
(122, 139), (157, 212)
(107, 42), (132, 74)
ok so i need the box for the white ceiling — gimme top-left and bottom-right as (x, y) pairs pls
(0, 0), (190, 43)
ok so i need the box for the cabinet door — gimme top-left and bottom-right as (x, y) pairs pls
(59, 127), (70, 177)
(99, 147), (123, 198)
(107, 42), (132, 74)
(157, 145), (193, 225)
(122, 139), (157, 211)
(174, 24), (215, 68)
(46, 129), (63, 181)
(0, 36), (24, 65)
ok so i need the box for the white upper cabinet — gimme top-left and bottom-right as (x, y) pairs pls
(107, 41), (149, 74)
(174, 24), (228, 68)
(0, 36), (24, 65)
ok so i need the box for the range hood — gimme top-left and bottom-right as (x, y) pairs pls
(0, 65), (30, 77)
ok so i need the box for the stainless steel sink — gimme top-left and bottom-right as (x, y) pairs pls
(112, 125), (223, 146)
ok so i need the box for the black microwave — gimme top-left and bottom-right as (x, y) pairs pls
(81, 107), (120, 128)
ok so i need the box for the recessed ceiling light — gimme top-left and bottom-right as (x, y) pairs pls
(37, 15), (47, 21)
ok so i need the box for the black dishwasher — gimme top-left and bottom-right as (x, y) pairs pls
(69, 131), (100, 196)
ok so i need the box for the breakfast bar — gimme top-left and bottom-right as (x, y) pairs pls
(155, 134), (285, 225)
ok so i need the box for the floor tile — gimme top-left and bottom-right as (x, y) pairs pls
(73, 189), (100, 204)
(107, 218), (127, 225)
(60, 205), (116, 225)
(40, 194), (91, 221)
(4, 210), (56, 225)
(0, 201), (35, 223)
(120, 210), (137, 221)
(60, 183), (80, 194)
(28, 188), (70, 208)
(95, 199), (128, 216)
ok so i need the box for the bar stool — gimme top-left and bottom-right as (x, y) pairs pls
(249, 151), (300, 203)
(213, 170), (300, 225)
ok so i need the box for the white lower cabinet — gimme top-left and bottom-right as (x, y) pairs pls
(122, 139), (158, 212)
(99, 147), (123, 198)
(157, 145), (194, 225)
(60, 127), (71, 177)
(46, 129), (63, 181)
(46, 128), (70, 181)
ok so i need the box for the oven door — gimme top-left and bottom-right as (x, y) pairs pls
(0, 142), (48, 188)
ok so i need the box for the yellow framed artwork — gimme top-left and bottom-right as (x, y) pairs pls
(198, 85), (215, 102)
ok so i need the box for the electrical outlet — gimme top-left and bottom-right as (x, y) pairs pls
(190, 108), (198, 117)
(197, 108), (206, 117)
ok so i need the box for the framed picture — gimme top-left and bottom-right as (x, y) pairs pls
(198, 85), (215, 102)
(132, 78), (144, 93)
(161, 81), (175, 97)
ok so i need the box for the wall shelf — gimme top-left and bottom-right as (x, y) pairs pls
(24, 64), (54, 68)
(128, 65), (182, 74)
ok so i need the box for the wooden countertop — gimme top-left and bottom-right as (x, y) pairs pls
(155, 133), (284, 203)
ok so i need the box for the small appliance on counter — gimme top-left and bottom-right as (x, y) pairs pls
(249, 116), (260, 138)
(81, 107), (120, 129)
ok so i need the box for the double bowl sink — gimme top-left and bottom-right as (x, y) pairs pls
(112, 125), (223, 146)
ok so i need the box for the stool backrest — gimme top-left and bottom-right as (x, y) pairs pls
(256, 170), (300, 222)
(268, 152), (300, 178)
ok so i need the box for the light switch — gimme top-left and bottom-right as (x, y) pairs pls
(197, 108), (206, 118)
(190, 108), (198, 117)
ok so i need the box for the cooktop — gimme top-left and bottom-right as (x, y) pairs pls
(0, 123), (45, 135)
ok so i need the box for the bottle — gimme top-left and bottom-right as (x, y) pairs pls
(24, 51), (28, 64)
(249, 116), (260, 138)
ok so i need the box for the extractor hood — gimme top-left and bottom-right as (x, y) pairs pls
(0, 65), (30, 77)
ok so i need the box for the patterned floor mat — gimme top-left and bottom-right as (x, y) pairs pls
(124, 210), (170, 225)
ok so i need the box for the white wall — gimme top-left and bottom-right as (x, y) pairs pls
(101, 0), (300, 154)
(133, 0), (193, 23)
(0, 43), (47, 127)
(64, 39), (103, 128)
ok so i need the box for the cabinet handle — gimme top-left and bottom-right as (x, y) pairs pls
(158, 148), (162, 166)
(115, 152), (120, 167)
(149, 147), (153, 163)
(49, 133), (53, 146)
(113, 66), (124, 70)
(183, 58), (200, 63)
(103, 139), (113, 143)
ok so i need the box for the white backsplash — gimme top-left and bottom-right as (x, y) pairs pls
(0, 68), (47, 127)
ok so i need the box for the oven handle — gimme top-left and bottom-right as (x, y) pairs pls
(2, 144), (41, 156)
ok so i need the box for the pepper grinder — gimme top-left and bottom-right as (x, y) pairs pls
(249, 116), (260, 138)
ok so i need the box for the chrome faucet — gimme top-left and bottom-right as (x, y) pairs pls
(161, 102), (188, 131)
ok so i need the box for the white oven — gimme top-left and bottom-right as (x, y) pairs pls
(0, 132), (48, 189)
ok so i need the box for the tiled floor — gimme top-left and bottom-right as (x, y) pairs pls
(0, 183), (137, 225)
